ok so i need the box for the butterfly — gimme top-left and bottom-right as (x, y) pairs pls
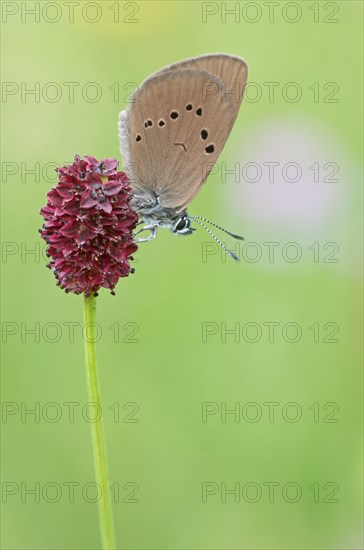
(118, 53), (248, 260)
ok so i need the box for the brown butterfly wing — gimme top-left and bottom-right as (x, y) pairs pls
(119, 55), (248, 211)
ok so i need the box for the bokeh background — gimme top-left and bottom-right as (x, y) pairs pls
(1, 1), (363, 548)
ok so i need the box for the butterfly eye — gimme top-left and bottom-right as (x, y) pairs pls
(176, 218), (187, 230)
(170, 111), (179, 119)
(186, 104), (193, 111)
(175, 217), (190, 232)
(158, 119), (165, 127)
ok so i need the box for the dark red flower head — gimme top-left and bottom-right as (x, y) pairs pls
(40, 155), (138, 296)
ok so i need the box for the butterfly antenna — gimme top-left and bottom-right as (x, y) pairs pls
(190, 215), (244, 240)
(191, 218), (240, 262)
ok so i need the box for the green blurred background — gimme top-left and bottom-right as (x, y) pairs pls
(1, 1), (363, 548)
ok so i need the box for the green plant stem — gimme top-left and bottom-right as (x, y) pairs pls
(83, 294), (116, 549)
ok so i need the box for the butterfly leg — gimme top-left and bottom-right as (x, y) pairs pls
(133, 224), (155, 237)
(133, 225), (158, 243)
